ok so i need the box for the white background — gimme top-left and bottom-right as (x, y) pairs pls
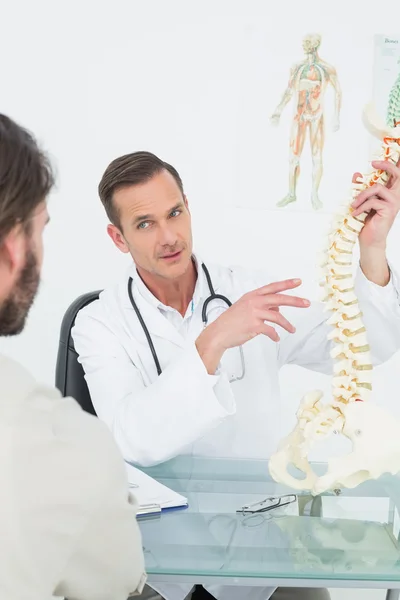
(0, 3), (400, 596)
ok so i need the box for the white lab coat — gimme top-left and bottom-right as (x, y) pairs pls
(0, 354), (146, 600)
(72, 254), (400, 600)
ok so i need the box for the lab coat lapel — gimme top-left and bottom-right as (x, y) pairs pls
(121, 266), (186, 349)
(132, 295), (186, 348)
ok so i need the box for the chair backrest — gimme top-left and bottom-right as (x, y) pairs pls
(55, 291), (101, 416)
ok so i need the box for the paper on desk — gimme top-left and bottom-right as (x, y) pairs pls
(125, 462), (188, 510)
(321, 496), (390, 523)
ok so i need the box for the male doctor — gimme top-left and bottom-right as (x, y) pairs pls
(73, 150), (400, 600)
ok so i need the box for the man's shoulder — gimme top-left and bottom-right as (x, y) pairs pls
(0, 353), (122, 494)
(0, 354), (60, 418)
(5, 372), (125, 499)
(0, 353), (110, 447)
(0, 354), (36, 401)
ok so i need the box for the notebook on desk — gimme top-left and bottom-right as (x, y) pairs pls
(125, 462), (188, 517)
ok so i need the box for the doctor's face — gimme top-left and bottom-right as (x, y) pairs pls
(108, 170), (193, 280)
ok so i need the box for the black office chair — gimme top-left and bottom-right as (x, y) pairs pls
(55, 290), (101, 416)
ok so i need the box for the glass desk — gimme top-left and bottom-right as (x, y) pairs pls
(138, 457), (400, 599)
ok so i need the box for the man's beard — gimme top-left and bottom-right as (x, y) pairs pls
(0, 249), (40, 336)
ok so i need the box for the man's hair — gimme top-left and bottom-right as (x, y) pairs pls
(0, 114), (54, 244)
(98, 151), (184, 230)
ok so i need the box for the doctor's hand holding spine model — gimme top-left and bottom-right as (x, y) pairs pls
(73, 150), (400, 600)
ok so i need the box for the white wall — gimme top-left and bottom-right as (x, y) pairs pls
(1, 0), (400, 444)
(0, 0), (399, 424)
(1, 1), (400, 597)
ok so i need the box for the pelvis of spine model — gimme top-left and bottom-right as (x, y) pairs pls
(269, 104), (400, 495)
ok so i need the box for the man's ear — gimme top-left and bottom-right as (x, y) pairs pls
(107, 224), (130, 254)
(184, 195), (190, 214)
(1, 226), (27, 273)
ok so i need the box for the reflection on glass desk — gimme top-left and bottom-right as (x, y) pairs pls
(137, 457), (400, 589)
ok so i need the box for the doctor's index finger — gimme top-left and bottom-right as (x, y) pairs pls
(257, 278), (303, 296)
(261, 293), (311, 308)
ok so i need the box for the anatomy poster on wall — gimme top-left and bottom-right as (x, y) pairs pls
(372, 34), (400, 128)
(233, 30), (371, 214)
(269, 33), (341, 212)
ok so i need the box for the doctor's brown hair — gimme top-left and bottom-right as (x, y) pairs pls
(0, 114), (54, 245)
(98, 151), (185, 231)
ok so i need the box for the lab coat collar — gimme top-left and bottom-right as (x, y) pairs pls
(122, 253), (213, 347)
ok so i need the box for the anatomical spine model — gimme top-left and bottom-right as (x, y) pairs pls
(269, 105), (400, 495)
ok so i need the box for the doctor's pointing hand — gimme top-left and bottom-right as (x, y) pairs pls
(196, 278), (310, 374)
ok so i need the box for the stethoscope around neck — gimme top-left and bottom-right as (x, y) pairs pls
(127, 262), (245, 381)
